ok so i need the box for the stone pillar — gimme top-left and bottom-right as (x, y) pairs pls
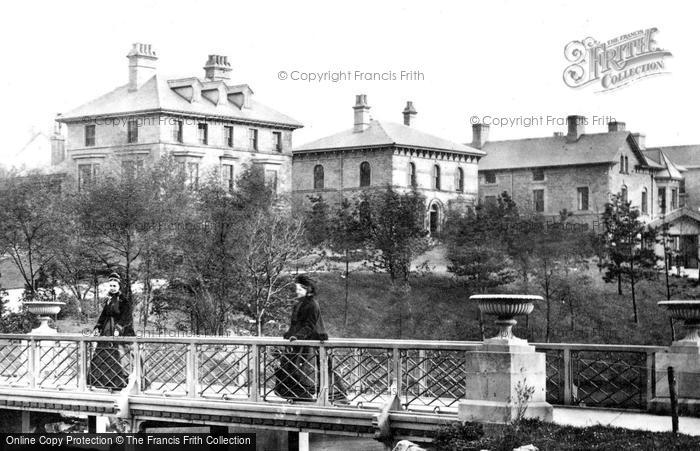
(459, 295), (553, 423)
(650, 327), (700, 413)
(650, 301), (700, 415)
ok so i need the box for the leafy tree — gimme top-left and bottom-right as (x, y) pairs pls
(599, 194), (659, 323)
(361, 187), (430, 283)
(443, 202), (518, 339)
(530, 211), (593, 341)
(0, 172), (63, 299)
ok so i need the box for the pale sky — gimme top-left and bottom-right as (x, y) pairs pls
(1, 0), (698, 164)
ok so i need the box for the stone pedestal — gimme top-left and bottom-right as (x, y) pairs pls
(649, 340), (700, 416)
(458, 338), (553, 423)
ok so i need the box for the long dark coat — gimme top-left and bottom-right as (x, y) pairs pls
(275, 296), (346, 402)
(88, 292), (133, 390)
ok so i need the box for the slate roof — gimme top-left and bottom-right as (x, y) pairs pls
(294, 119), (484, 155)
(647, 145), (700, 169)
(478, 131), (647, 170)
(58, 75), (303, 128)
(648, 207), (700, 228)
(643, 149), (685, 179)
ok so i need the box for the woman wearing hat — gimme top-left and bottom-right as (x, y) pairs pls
(88, 272), (134, 390)
(275, 274), (347, 403)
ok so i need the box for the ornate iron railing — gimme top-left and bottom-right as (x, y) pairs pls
(0, 335), (664, 412)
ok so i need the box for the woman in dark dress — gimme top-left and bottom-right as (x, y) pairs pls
(88, 273), (133, 390)
(275, 275), (347, 403)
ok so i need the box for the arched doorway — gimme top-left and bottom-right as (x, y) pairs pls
(429, 202), (441, 235)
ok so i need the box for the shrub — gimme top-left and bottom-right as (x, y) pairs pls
(0, 310), (39, 333)
(432, 422), (484, 450)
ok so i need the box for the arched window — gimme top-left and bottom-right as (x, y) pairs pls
(408, 162), (416, 187)
(433, 165), (441, 190)
(624, 156), (629, 174)
(360, 161), (371, 187)
(620, 155), (624, 173)
(429, 202), (440, 235)
(313, 164), (324, 189)
(455, 167), (464, 192)
(641, 188), (648, 214)
(621, 185), (628, 203)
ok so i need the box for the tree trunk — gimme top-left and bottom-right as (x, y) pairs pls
(617, 271), (622, 295)
(343, 249), (349, 333)
(630, 252), (638, 324)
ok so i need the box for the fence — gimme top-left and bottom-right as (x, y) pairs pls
(0, 335), (664, 412)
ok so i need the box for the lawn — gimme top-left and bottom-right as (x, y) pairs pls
(432, 419), (700, 450)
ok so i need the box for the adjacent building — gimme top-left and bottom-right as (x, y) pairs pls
(292, 95), (485, 233)
(476, 116), (683, 227)
(53, 44), (303, 193)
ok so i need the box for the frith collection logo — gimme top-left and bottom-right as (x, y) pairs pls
(563, 28), (672, 92)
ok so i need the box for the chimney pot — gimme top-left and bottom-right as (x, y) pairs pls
(631, 132), (646, 150)
(402, 101), (417, 127)
(471, 123), (490, 149)
(608, 121), (626, 132)
(566, 115), (586, 142)
(353, 94), (371, 132)
(127, 42), (158, 92)
(204, 54), (232, 81)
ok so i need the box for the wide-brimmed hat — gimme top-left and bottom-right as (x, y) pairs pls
(108, 272), (121, 283)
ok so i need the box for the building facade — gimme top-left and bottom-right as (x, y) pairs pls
(292, 95), (484, 233)
(476, 116), (686, 228)
(52, 44), (302, 193)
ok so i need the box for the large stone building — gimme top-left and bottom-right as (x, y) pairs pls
(292, 95), (484, 233)
(52, 43), (303, 192)
(476, 116), (686, 228)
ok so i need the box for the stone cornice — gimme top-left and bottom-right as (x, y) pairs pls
(292, 145), (481, 163)
(58, 109), (302, 130)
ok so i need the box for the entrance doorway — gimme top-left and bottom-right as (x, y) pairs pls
(429, 203), (440, 235)
(679, 234), (699, 269)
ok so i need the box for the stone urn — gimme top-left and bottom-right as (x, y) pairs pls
(470, 294), (541, 343)
(23, 301), (65, 335)
(658, 300), (700, 346)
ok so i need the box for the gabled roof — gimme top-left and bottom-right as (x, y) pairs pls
(648, 207), (700, 228)
(647, 145), (700, 169)
(59, 75), (303, 129)
(643, 149), (685, 179)
(478, 131), (647, 170)
(294, 119), (484, 155)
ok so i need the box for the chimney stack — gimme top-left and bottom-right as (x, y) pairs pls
(203, 55), (232, 81)
(631, 132), (646, 149)
(50, 117), (65, 166)
(608, 121), (626, 132)
(471, 123), (490, 149)
(127, 43), (157, 92)
(566, 115), (586, 142)
(402, 101), (417, 127)
(353, 94), (371, 133)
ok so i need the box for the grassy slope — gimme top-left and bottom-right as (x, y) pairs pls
(313, 264), (698, 345)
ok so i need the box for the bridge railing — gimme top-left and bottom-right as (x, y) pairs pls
(0, 334), (664, 412)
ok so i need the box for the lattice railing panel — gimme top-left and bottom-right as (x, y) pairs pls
(141, 343), (187, 394)
(0, 340), (29, 387)
(402, 349), (466, 410)
(544, 349), (564, 404)
(199, 344), (250, 399)
(571, 351), (646, 409)
(40, 341), (79, 389)
(331, 348), (392, 406)
(260, 345), (319, 402)
(87, 342), (132, 390)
